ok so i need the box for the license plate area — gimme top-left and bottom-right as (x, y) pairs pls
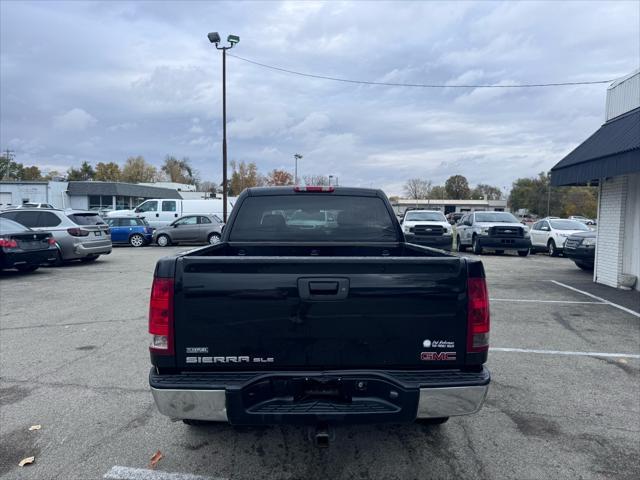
(19, 241), (43, 250)
(227, 374), (419, 425)
(94, 231), (102, 237)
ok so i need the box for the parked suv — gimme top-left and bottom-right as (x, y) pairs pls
(457, 211), (531, 256)
(529, 218), (590, 256)
(0, 209), (112, 264)
(563, 230), (596, 270)
(401, 210), (452, 250)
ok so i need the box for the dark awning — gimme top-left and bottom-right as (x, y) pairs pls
(550, 107), (640, 186)
(66, 181), (182, 199)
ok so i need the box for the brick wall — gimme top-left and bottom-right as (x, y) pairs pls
(594, 176), (628, 288)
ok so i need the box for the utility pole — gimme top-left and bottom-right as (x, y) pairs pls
(208, 32), (239, 222)
(294, 153), (303, 185)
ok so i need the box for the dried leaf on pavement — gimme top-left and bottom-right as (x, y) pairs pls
(28, 425), (42, 431)
(18, 456), (35, 467)
(149, 450), (163, 469)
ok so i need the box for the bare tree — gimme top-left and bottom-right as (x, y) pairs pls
(403, 178), (432, 200)
(303, 174), (330, 186)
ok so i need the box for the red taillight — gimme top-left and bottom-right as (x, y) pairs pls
(0, 238), (18, 248)
(149, 277), (174, 355)
(48, 237), (57, 246)
(294, 186), (335, 192)
(67, 228), (90, 237)
(467, 277), (490, 353)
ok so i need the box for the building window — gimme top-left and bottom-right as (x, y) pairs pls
(116, 196), (129, 210)
(89, 195), (113, 209)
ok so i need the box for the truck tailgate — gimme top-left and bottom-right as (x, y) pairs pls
(174, 256), (468, 370)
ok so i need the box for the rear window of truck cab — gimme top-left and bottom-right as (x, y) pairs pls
(229, 195), (398, 242)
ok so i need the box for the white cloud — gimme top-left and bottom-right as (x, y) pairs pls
(107, 122), (137, 132)
(53, 108), (97, 130)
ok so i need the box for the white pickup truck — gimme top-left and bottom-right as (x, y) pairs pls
(108, 199), (234, 228)
(401, 210), (453, 250)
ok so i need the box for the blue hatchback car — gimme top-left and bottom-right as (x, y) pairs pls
(104, 217), (153, 247)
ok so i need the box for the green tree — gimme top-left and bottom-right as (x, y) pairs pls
(429, 185), (448, 200)
(67, 161), (95, 181)
(509, 172), (562, 216)
(229, 161), (264, 195)
(444, 175), (471, 199)
(21, 166), (42, 180)
(403, 178), (431, 200)
(120, 156), (157, 183)
(43, 170), (62, 181)
(94, 162), (121, 181)
(161, 155), (197, 184)
(471, 184), (502, 200)
(0, 152), (24, 180)
(560, 187), (598, 218)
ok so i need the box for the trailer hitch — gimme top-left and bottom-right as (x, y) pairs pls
(308, 422), (334, 448)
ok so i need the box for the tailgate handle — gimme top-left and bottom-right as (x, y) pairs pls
(309, 282), (339, 294)
(298, 278), (349, 300)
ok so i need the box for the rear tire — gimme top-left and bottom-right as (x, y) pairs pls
(548, 240), (558, 257)
(417, 417), (449, 425)
(208, 232), (221, 245)
(457, 236), (466, 252)
(156, 234), (171, 247)
(51, 250), (64, 267)
(472, 235), (482, 254)
(518, 249), (530, 257)
(129, 233), (145, 247)
(16, 265), (38, 273)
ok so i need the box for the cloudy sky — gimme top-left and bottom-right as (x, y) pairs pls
(1, 0), (638, 195)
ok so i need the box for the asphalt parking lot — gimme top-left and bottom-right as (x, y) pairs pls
(1, 247), (639, 480)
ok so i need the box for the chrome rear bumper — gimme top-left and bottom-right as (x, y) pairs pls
(151, 388), (228, 421)
(416, 385), (488, 418)
(151, 384), (489, 423)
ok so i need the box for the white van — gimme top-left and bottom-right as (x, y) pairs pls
(108, 199), (234, 228)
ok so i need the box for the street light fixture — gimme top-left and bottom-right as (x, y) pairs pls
(294, 153), (303, 185)
(208, 31), (240, 222)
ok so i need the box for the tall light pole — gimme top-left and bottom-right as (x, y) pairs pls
(208, 32), (239, 222)
(294, 153), (303, 185)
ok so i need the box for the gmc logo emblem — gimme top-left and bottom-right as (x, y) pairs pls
(421, 351), (457, 361)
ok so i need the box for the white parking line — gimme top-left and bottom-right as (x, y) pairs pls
(551, 280), (640, 318)
(104, 466), (223, 480)
(491, 347), (640, 359)
(490, 298), (605, 304)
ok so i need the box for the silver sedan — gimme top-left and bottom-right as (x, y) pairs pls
(153, 214), (223, 247)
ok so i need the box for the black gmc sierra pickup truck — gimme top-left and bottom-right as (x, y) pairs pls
(148, 186), (490, 444)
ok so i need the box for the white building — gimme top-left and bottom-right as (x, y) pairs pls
(551, 70), (640, 291)
(391, 198), (508, 216)
(0, 181), (181, 210)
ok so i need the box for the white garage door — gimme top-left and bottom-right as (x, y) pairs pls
(0, 192), (12, 207)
